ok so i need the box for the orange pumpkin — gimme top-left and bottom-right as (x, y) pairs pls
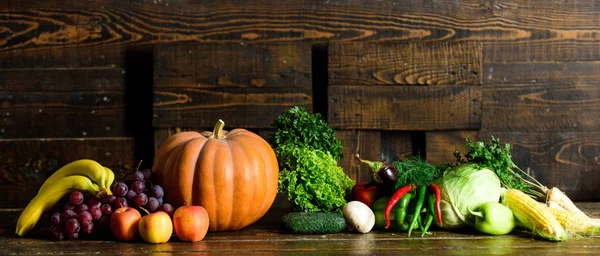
(152, 119), (279, 231)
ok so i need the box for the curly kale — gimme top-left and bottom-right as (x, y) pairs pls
(268, 106), (343, 161)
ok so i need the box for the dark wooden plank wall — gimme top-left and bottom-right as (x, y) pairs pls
(1, 1), (599, 217)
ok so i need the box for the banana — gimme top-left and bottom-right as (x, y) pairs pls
(103, 166), (115, 194)
(37, 159), (113, 196)
(16, 175), (101, 237)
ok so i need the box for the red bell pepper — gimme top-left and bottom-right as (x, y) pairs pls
(351, 182), (382, 209)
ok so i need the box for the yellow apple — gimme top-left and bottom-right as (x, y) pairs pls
(138, 211), (173, 243)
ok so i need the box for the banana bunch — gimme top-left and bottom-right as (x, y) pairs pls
(15, 159), (115, 237)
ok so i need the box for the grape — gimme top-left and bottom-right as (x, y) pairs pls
(150, 185), (164, 199)
(160, 203), (174, 217)
(130, 180), (145, 194)
(125, 190), (137, 204)
(88, 197), (102, 208)
(134, 193), (148, 207)
(50, 226), (64, 241)
(50, 212), (61, 226)
(65, 218), (80, 234)
(113, 182), (128, 197)
(147, 197), (159, 212)
(106, 195), (117, 205)
(63, 202), (75, 211)
(132, 170), (144, 181)
(66, 232), (79, 240)
(69, 191), (84, 206)
(142, 168), (152, 180)
(114, 197), (128, 209)
(100, 204), (113, 216)
(80, 221), (94, 235)
(75, 204), (89, 214)
(89, 207), (102, 221)
(157, 197), (164, 205)
(78, 211), (92, 224)
(62, 209), (77, 221)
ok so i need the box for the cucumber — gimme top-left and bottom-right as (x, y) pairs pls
(281, 212), (347, 234)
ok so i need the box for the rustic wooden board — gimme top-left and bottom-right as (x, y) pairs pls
(335, 130), (381, 183)
(153, 88), (311, 129)
(3, 0), (600, 53)
(484, 42), (600, 63)
(484, 62), (600, 85)
(426, 131), (480, 164)
(0, 47), (126, 69)
(481, 83), (599, 132)
(329, 41), (482, 86)
(155, 43), (311, 89)
(380, 131), (414, 163)
(328, 85), (481, 130)
(478, 132), (600, 201)
(0, 67), (127, 138)
(0, 137), (135, 208)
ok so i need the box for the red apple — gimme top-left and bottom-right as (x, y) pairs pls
(138, 211), (173, 243)
(110, 207), (142, 241)
(173, 205), (210, 242)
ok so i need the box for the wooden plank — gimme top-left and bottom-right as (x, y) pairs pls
(335, 130), (381, 183)
(483, 62), (600, 86)
(0, 138), (135, 208)
(154, 43), (311, 89)
(0, 46), (125, 69)
(484, 42), (600, 63)
(328, 85), (481, 130)
(380, 131), (413, 162)
(426, 131), (480, 164)
(153, 88), (311, 129)
(478, 132), (600, 202)
(329, 41), (483, 86)
(482, 83), (599, 132)
(3, 0), (600, 54)
(0, 67), (127, 138)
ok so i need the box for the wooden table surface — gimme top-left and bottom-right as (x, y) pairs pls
(2, 203), (600, 255)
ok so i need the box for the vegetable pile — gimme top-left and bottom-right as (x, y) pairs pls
(270, 106), (600, 241)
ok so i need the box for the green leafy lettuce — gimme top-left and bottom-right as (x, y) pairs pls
(277, 145), (355, 213)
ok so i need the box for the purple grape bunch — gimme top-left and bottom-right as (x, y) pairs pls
(48, 168), (174, 241)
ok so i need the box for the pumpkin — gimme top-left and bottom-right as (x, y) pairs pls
(152, 119), (279, 231)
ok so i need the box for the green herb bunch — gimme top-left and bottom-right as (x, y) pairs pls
(456, 136), (547, 201)
(268, 106), (343, 161)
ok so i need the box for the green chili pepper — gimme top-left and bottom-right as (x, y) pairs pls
(421, 193), (435, 237)
(407, 185), (427, 237)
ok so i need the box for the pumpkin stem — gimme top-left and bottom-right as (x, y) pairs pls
(209, 119), (226, 139)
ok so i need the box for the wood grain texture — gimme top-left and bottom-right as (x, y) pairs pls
(380, 131), (414, 163)
(478, 132), (600, 201)
(484, 62), (600, 85)
(155, 43), (311, 89)
(426, 130), (480, 164)
(335, 130), (380, 183)
(484, 42), (600, 63)
(329, 41), (482, 85)
(3, 0), (600, 54)
(482, 83), (600, 132)
(0, 46), (125, 69)
(153, 88), (311, 129)
(0, 67), (126, 138)
(328, 85), (481, 130)
(0, 137), (135, 208)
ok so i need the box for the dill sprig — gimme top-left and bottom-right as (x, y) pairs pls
(393, 156), (442, 190)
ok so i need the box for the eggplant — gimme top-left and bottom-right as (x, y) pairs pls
(355, 153), (398, 189)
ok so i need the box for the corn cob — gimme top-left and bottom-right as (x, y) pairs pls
(504, 189), (567, 241)
(548, 207), (600, 236)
